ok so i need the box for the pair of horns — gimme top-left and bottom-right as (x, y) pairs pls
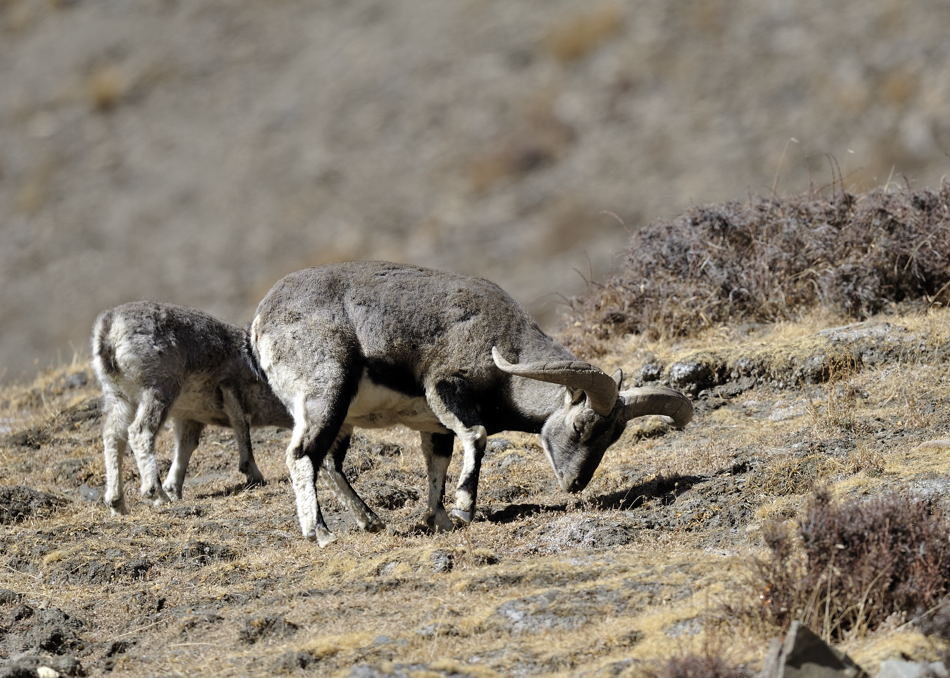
(491, 347), (619, 416)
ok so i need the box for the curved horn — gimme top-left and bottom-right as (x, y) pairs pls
(492, 347), (618, 416)
(620, 386), (693, 429)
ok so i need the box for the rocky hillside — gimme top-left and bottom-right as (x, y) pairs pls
(3, 0), (950, 382)
(1, 277), (948, 674)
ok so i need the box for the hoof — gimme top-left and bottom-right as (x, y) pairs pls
(426, 511), (456, 533)
(162, 483), (182, 501)
(315, 531), (337, 548)
(362, 517), (385, 533)
(244, 475), (266, 489)
(450, 508), (473, 526)
(106, 498), (128, 516)
(144, 486), (170, 507)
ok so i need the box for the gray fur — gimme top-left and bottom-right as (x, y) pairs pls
(250, 261), (693, 544)
(91, 301), (293, 514)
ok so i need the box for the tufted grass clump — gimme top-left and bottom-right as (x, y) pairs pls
(566, 184), (950, 353)
(732, 490), (950, 643)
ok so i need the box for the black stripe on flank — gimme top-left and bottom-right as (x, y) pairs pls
(364, 359), (424, 398)
(434, 378), (481, 429)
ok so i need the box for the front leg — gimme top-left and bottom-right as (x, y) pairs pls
(426, 377), (488, 526)
(221, 386), (265, 488)
(420, 432), (455, 532)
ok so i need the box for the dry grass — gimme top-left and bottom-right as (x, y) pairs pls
(541, 3), (626, 62)
(1, 310), (949, 675)
(85, 64), (127, 112)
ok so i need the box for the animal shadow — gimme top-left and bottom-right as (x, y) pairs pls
(589, 473), (705, 511)
(484, 473), (705, 524)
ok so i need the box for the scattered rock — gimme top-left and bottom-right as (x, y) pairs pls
(487, 438), (515, 455)
(533, 515), (637, 553)
(274, 649), (321, 672)
(759, 621), (867, 677)
(367, 442), (402, 458)
(177, 541), (235, 567)
(345, 663), (481, 678)
(76, 484), (100, 503)
(430, 549), (454, 573)
(239, 615), (299, 645)
(0, 487), (66, 525)
(493, 586), (626, 634)
(0, 589), (23, 606)
(915, 598), (950, 639)
(416, 622), (457, 638)
(818, 321), (907, 344)
(638, 363), (663, 383)
(668, 360), (716, 396)
(3, 428), (51, 450)
(665, 617), (702, 637)
(768, 403), (808, 422)
(0, 655), (84, 678)
(877, 659), (948, 678)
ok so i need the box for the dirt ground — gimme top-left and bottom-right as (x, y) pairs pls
(1, 307), (948, 677)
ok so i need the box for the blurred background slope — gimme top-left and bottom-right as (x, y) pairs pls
(1, 0), (949, 383)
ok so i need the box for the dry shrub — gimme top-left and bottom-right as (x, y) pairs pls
(643, 652), (753, 678)
(735, 490), (950, 643)
(568, 185), (950, 350)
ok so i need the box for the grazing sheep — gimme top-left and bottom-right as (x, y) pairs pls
(250, 261), (693, 545)
(90, 301), (293, 514)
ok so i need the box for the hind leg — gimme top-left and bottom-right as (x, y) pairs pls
(102, 392), (133, 516)
(127, 387), (174, 507)
(283, 364), (360, 546)
(321, 426), (383, 532)
(162, 418), (204, 500)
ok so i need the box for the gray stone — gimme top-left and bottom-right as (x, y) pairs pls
(818, 322), (905, 343)
(668, 361), (715, 395)
(876, 659), (948, 678)
(759, 622), (868, 678)
(431, 549), (454, 573)
(638, 363), (663, 383)
(77, 484), (100, 503)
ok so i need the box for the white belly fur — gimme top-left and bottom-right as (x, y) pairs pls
(345, 373), (446, 432)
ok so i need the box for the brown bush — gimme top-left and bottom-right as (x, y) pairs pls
(644, 653), (753, 678)
(734, 490), (950, 642)
(567, 185), (950, 350)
